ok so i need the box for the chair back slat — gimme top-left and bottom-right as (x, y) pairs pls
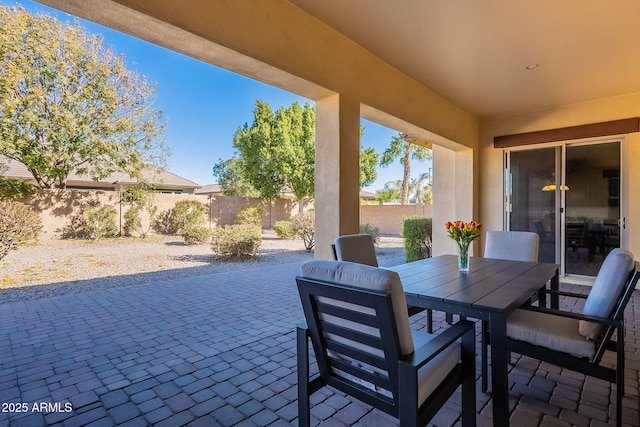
(315, 299), (380, 328)
(328, 356), (391, 390)
(321, 322), (385, 357)
(325, 341), (388, 375)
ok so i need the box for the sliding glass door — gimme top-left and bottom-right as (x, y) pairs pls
(506, 140), (621, 277)
(507, 147), (559, 264)
(564, 143), (620, 276)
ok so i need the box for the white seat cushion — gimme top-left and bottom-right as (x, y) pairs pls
(484, 231), (539, 262)
(579, 248), (634, 339)
(507, 309), (595, 358)
(300, 260), (414, 355)
(412, 331), (461, 406)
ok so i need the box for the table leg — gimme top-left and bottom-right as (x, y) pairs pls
(550, 269), (559, 309)
(489, 312), (510, 426)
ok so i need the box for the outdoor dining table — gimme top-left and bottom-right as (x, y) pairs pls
(387, 254), (560, 427)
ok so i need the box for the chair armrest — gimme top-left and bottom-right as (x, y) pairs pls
(537, 289), (588, 299)
(400, 320), (474, 370)
(519, 305), (622, 327)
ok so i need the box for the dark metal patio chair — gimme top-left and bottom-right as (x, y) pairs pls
(506, 248), (639, 427)
(296, 260), (476, 427)
(333, 234), (379, 267)
(333, 234), (430, 328)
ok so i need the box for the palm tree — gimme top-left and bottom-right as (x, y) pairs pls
(380, 133), (432, 204)
(375, 180), (402, 203)
(411, 172), (432, 204)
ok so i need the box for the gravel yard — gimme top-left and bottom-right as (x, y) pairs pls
(0, 230), (404, 304)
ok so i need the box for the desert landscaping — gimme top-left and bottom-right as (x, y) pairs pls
(0, 231), (404, 304)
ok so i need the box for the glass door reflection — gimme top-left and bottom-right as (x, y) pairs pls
(506, 141), (621, 277)
(508, 147), (558, 263)
(564, 143), (620, 276)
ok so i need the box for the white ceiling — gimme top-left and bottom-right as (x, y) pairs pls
(289, 0), (640, 119)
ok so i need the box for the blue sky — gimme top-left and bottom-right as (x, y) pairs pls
(5, 0), (431, 192)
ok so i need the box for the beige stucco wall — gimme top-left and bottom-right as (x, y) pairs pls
(28, 190), (209, 238)
(28, 188), (424, 244)
(27, 190), (304, 238)
(479, 92), (640, 257)
(360, 204), (433, 236)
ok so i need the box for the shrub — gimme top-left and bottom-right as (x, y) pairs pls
(292, 211), (315, 252)
(171, 200), (208, 234)
(236, 205), (265, 226)
(158, 200), (210, 244)
(403, 216), (432, 262)
(119, 183), (157, 238)
(83, 206), (118, 239)
(0, 177), (38, 200)
(182, 225), (213, 245)
(211, 224), (262, 258)
(153, 209), (179, 234)
(359, 223), (380, 245)
(273, 220), (297, 240)
(0, 200), (42, 261)
(123, 206), (142, 237)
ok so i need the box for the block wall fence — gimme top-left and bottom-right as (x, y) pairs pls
(23, 189), (431, 239)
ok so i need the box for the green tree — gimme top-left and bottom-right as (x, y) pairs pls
(359, 146), (379, 189)
(356, 124), (379, 189)
(411, 172), (432, 204)
(222, 100), (378, 199)
(0, 6), (169, 189)
(380, 133), (431, 204)
(212, 155), (260, 197)
(375, 173), (432, 204)
(375, 180), (402, 203)
(273, 102), (315, 201)
(232, 100), (286, 199)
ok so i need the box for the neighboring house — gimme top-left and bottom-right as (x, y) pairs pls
(196, 183), (378, 202)
(359, 190), (377, 202)
(0, 156), (201, 194)
(194, 184), (223, 196)
(195, 184), (301, 199)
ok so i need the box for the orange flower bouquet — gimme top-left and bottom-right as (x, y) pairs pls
(445, 220), (482, 273)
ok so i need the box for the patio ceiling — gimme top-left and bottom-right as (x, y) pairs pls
(289, 0), (640, 119)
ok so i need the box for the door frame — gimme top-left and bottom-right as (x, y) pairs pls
(503, 135), (627, 281)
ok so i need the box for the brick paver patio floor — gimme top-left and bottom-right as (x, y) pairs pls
(1, 257), (639, 426)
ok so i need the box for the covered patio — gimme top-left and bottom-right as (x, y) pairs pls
(5, 0), (640, 425)
(1, 258), (638, 426)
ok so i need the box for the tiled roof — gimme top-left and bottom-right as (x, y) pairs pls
(360, 190), (376, 200)
(0, 156), (200, 190)
(194, 184), (222, 194)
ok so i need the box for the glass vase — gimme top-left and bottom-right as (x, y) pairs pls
(457, 242), (470, 274)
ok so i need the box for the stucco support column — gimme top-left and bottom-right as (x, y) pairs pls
(432, 145), (475, 256)
(315, 94), (361, 259)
